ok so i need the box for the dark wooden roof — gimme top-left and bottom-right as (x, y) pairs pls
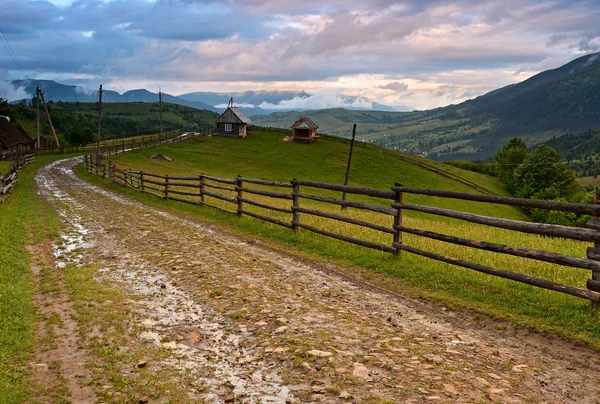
(290, 116), (318, 130)
(0, 117), (34, 148)
(215, 107), (252, 124)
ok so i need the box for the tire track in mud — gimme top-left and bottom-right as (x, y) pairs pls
(34, 156), (600, 403)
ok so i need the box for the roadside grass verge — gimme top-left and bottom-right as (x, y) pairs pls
(0, 155), (67, 403)
(76, 160), (600, 350)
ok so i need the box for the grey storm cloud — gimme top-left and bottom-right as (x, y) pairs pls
(0, 0), (599, 87)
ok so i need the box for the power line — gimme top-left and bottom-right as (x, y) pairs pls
(0, 27), (29, 80)
(0, 60), (14, 81)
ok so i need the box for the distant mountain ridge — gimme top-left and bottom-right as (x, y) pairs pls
(6, 81), (399, 115)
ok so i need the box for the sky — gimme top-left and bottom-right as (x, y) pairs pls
(0, 0), (599, 110)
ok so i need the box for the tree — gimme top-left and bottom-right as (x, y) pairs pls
(494, 137), (528, 193)
(513, 144), (578, 199)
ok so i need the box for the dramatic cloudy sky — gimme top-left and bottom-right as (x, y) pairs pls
(0, 0), (599, 109)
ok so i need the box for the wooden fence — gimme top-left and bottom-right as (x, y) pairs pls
(0, 153), (34, 203)
(84, 153), (600, 304)
(33, 130), (208, 156)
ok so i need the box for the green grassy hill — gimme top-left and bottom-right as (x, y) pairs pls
(109, 128), (518, 219)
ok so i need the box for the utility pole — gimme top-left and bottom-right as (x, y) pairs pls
(159, 88), (163, 136)
(97, 84), (102, 158)
(38, 89), (60, 147)
(341, 124), (357, 210)
(36, 86), (40, 149)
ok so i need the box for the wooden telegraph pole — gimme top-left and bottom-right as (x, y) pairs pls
(36, 86), (40, 149)
(341, 124), (357, 210)
(159, 89), (163, 136)
(97, 84), (103, 158)
(38, 89), (60, 147)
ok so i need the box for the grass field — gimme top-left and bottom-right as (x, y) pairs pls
(577, 176), (600, 187)
(0, 155), (64, 403)
(0, 161), (11, 175)
(87, 130), (600, 348)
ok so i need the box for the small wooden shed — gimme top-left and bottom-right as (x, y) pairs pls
(290, 117), (319, 143)
(215, 104), (252, 138)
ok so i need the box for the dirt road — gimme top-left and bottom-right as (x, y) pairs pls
(31, 156), (600, 403)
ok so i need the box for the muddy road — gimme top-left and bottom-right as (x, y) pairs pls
(31, 156), (600, 403)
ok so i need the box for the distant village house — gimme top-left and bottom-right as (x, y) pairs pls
(0, 116), (35, 155)
(290, 116), (319, 143)
(215, 99), (252, 138)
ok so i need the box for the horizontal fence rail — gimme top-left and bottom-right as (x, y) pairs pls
(83, 154), (600, 304)
(0, 153), (34, 203)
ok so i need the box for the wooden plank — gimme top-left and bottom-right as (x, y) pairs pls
(241, 210), (293, 228)
(295, 206), (395, 234)
(167, 189), (200, 197)
(394, 202), (600, 242)
(394, 186), (600, 215)
(238, 177), (293, 188)
(297, 193), (396, 215)
(203, 174), (236, 184)
(166, 181), (200, 188)
(204, 183), (236, 192)
(142, 172), (167, 179)
(395, 243), (600, 302)
(238, 187), (292, 200)
(144, 179), (165, 186)
(293, 180), (395, 199)
(162, 175), (199, 180)
(238, 197), (292, 213)
(398, 225), (600, 271)
(203, 189), (237, 203)
(297, 223), (396, 253)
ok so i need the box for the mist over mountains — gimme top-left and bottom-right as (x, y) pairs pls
(3, 80), (403, 115)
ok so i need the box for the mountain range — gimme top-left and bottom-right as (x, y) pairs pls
(252, 52), (600, 160)
(6, 80), (400, 116)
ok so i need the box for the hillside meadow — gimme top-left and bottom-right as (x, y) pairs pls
(84, 130), (600, 347)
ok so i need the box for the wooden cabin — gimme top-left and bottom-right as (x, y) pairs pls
(290, 116), (319, 143)
(215, 106), (252, 138)
(0, 116), (34, 155)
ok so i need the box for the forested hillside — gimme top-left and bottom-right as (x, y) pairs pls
(0, 99), (218, 145)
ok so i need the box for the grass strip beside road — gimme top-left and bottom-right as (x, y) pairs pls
(0, 155), (68, 403)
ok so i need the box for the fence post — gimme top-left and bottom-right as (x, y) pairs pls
(122, 140), (125, 153)
(587, 190), (600, 308)
(292, 179), (300, 233)
(200, 173), (205, 203)
(102, 163), (106, 179)
(140, 171), (145, 192)
(236, 176), (243, 217)
(164, 174), (169, 199)
(108, 160), (114, 183)
(393, 182), (403, 257)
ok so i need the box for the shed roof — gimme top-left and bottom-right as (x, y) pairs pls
(0, 117), (34, 148)
(290, 116), (318, 130)
(215, 107), (252, 124)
